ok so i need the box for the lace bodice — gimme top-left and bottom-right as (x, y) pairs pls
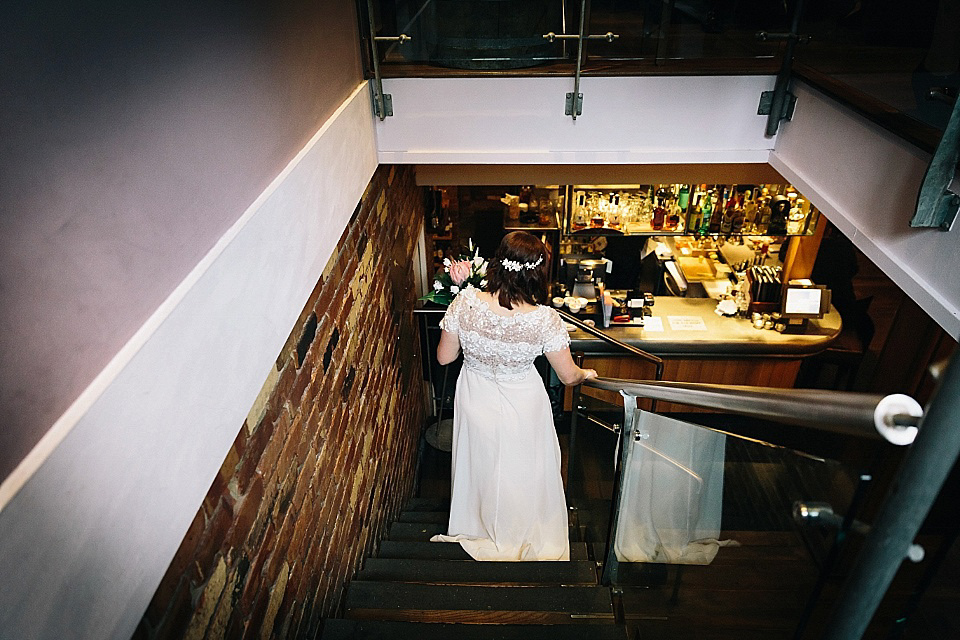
(440, 287), (571, 381)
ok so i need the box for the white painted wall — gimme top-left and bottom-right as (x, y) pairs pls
(375, 75), (778, 164)
(0, 0), (365, 481)
(0, 83), (377, 640)
(770, 81), (960, 338)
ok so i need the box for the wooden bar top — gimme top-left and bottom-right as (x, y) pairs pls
(567, 296), (842, 357)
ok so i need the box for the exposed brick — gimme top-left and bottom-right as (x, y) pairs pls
(239, 520), (275, 612)
(225, 475), (264, 551)
(289, 356), (314, 405)
(151, 579), (194, 640)
(236, 427), (271, 494)
(143, 166), (426, 640)
(240, 588), (270, 640)
(192, 500), (235, 584)
(272, 364), (296, 410)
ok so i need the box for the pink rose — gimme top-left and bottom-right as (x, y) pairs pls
(449, 259), (472, 286)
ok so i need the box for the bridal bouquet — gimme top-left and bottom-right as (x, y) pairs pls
(421, 240), (488, 306)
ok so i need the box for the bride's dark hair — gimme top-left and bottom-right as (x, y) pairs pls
(486, 231), (548, 309)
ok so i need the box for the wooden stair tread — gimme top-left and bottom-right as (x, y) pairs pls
(321, 619), (627, 639)
(403, 497), (450, 512)
(388, 521), (446, 540)
(397, 510), (448, 524)
(377, 540), (590, 561)
(616, 561), (817, 590)
(377, 540), (473, 560)
(345, 582), (613, 615)
(357, 558), (597, 585)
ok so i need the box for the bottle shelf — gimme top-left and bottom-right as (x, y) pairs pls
(565, 183), (820, 238)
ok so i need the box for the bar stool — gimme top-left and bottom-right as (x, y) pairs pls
(798, 297), (875, 391)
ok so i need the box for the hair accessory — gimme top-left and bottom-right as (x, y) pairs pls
(501, 256), (544, 272)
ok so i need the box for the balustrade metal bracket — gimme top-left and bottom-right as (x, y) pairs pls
(554, 0), (619, 120)
(758, 90), (797, 121)
(756, 0), (808, 136)
(372, 90), (393, 119)
(565, 92), (583, 117)
(365, 0), (410, 121)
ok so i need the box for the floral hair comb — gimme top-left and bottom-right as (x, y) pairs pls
(500, 256), (544, 272)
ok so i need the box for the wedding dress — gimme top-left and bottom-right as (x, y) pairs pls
(430, 287), (571, 561)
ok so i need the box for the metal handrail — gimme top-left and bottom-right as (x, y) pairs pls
(556, 309), (664, 493)
(586, 377), (922, 445)
(590, 374), (924, 587)
(556, 309), (663, 374)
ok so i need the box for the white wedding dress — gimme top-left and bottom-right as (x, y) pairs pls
(430, 287), (571, 561)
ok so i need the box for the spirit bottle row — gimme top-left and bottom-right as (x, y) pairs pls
(568, 183), (817, 236)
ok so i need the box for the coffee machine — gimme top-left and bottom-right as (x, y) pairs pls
(562, 257), (609, 300)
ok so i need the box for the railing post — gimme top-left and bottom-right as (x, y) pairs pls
(911, 93), (960, 230)
(823, 352), (960, 640)
(543, 1), (619, 119)
(365, 0), (410, 120)
(793, 473), (873, 639)
(757, 0), (808, 136)
(567, 352), (585, 488)
(601, 393), (636, 585)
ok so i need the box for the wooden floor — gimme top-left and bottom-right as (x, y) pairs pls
(415, 410), (960, 639)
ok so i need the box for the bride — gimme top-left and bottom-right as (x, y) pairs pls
(430, 231), (597, 561)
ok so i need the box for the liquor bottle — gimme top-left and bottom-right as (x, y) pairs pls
(787, 197), (806, 234)
(666, 195), (682, 231)
(519, 185), (532, 206)
(758, 195), (772, 231)
(709, 188), (724, 233)
(743, 190), (758, 231)
(573, 192), (588, 230)
(699, 191), (713, 235)
(768, 195), (790, 235)
(652, 189), (667, 231)
(677, 185), (690, 211)
(687, 193), (702, 233)
(731, 194), (745, 234)
(720, 190), (736, 234)
(609, 193), (622, 228)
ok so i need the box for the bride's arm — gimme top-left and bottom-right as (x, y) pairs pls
(545, 348), (598, 386)
(437, 329), (461, 365)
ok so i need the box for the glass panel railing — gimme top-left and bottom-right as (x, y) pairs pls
(586, 0), (784, 63)
(794, 2), (956, 142)
(565, 405), (865, 638)
(362, 1), (951, 149)
(367, 0), (576, 70)
(364, 0), (788, 70)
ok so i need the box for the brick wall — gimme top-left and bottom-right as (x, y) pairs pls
(135, 165), (426, 640)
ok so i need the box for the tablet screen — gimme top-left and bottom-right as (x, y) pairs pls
(784, 287), (822, 315)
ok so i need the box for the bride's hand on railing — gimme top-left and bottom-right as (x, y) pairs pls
(580, 368), (598, 384)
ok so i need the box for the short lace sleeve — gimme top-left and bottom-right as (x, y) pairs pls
(541, 308), (571, 354)
(439, 291), (465, 333)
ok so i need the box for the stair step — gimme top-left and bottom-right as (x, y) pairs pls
(403, 497), (449, 512)
(388, 521), (446, 541)
(356, 558), (597, 585)
(321, 619), (627, 639)
(344, 582), (614, 625)
(378, 540), (473, 560)
(377, 540), (591, 561)
(397, 510), (448, 524)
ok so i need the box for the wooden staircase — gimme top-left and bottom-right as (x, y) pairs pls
(320, 498), (627, 639)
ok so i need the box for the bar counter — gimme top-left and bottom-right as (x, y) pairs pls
(567, 296), (842, 357)
(562, 296), (842, 411)
(416, 295), (843, 412)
